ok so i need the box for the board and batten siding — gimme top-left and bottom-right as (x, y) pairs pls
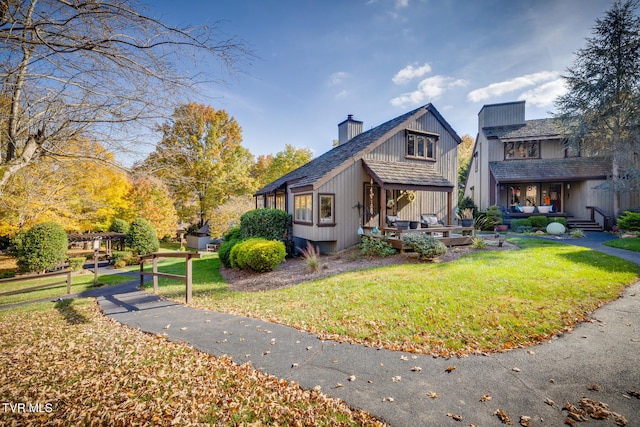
(478, 101), (525, 129)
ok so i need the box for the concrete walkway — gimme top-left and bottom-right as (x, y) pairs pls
(93, 233), (640, 426)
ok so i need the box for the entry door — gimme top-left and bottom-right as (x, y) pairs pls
(363, 182), (380, 227)
(547, 183), (562, 212)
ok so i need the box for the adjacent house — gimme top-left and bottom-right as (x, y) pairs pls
(254, 104), (462, 253)
(463, 101), (640, 230)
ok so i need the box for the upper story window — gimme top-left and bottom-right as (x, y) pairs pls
(406, 131), (436, 161)
(564, 142), (581, 158)
(504, 141), (539, 159)
(294, 193), (313, 224)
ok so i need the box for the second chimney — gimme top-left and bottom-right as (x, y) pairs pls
(337, 114), (363, 145)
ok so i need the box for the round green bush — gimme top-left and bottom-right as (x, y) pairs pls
(358, 235), (396, 258)
(617, 211), (640, 231)
(401, 233), (447, 260)
(9, 222), (69, 273)
(125, 218), (159, 255)
(230, 237), (286, 272)
(510, 218), (532, 231)
(548, 217), (568, 227)
(108, 218), (130, 234)
(219, 237), (240, 268)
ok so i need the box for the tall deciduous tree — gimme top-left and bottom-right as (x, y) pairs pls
(122, 176), (179, 240)
(252, 144), (313, 188)
(555, 0), (640, 216)
(0, 139), (130, 236)
(142, 103), (255, 226)
(0, 0), (251, 190)
(457, 134), (474, 199)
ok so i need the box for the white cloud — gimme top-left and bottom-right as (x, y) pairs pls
(392, 62), (432, 85)
(390, 76), (468, 107)
(518, 78), (568, 107)
(335, 89), (349, 99)
(467, 71), (560, 102)
(328, 71), (349, 86)
(396, 0), (409, 8)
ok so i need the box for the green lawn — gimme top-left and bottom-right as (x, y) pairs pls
(604, 236), (640, 252)
(143, 238), (640, 356)
(0, 271), (132, 306)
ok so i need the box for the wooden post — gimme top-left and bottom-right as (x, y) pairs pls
(185, 254), (193, 305)
(139, 261), (144, 288)
(152, 256), (159, 294)
(66, 270), (72, 294)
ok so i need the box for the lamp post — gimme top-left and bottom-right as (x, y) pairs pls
(92, 237), (102, 286)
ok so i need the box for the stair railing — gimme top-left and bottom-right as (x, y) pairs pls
(585, 206), (612, 231)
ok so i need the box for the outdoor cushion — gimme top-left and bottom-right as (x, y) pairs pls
(386, 215), (398, 227)
(420, 214), (442, 227)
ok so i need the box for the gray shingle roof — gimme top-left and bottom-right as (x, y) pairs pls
(483, 118), (562, 140)
(363, 159), (453, 188)
(489, 157), (612, 182)
(255, 104), (460, 195)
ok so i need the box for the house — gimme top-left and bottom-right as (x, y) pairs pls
(254, 104), (462, 253)
(463, 101), (640, 230)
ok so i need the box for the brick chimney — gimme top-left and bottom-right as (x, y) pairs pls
(337, 114), (363, 145)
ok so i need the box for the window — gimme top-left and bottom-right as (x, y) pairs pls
(275, 193), (285, 210)
(266, 194), (275, 208)
(406, 132), (436, 160)
(564, 142), (581, 158)
(505, 141), (539, 159)
(294, 193), (313, 224)
(318, 194), (335, 225)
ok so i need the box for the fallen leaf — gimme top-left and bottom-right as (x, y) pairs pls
(480, 394), (492, 402)
(447, 412), (463, 421)
(163, 324), (170, 329)
(545, 398), (557, 408)
(392, 375), (401, 382)
(411, 366), (422, 372)
(494, 409), (513, 425)
(519, 415), (531, 427)
(382, 397), (395, 402)
(335, 382), (343, 388)
(512, 367), (521, 372)
(348, 375), (356, 382)
(587, 383), (600, 391)
(445, 365), (456, 373)
(400, 355), (409, 361)
(627, 390), (640, 399)
(428, 391), (438, 399)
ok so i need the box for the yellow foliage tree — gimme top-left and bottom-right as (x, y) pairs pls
(121, 176), (179, 240)
(0, 139), (131, 236)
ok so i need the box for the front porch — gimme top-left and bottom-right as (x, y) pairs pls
(365, 225), (475, 252)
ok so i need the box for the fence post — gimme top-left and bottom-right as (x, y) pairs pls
(139, 261), (144, 288)
(185, 255), (193, 305)
(66, 270), (72, 294)
(153, 256), (159, 294)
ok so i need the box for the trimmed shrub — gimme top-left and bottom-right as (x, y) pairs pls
(68, 257), (86, 271)
(112, 251), (134, 267)
(8, 222), (68, 273)
(108, 218), (130, 234)
(529, 215), (548, 229)
(126, 218), (159, 256)
(219, 227), (243, 268)
(240, 209), (293, 255)
(401, 233), (447, 260)
(358, 235), (396, 258)
(617, 211), (640, 232)
(548, 217), (568, 227)
(230, 238), (286, 272)
(477, 205), (502, 231)
(516, 225), (534, 234)
(510, 219), (532, 231)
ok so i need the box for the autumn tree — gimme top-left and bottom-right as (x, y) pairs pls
(141, 103), (255, 226)
(0, 139), (130, 236)
(122, 176), (179, 240)
(555, 0), (640, 216)
(457, 134), (474, 200)
(0, 0), (251, 190)
(252, 144), (313, 188)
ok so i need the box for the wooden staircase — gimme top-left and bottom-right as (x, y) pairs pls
(567, 218), (603, 231)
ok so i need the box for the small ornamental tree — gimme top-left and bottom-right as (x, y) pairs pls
(126, 218), (159, 255)
(9, 222), (69, 273)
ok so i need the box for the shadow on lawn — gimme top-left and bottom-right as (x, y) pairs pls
(558, 248), (640, 275)
(54, 299), (90, 325)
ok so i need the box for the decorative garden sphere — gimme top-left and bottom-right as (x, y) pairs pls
(546, 222), (566, 235)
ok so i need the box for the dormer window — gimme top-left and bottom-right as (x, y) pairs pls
(406, 131), (436, 161)
(504, 141), (539, 159)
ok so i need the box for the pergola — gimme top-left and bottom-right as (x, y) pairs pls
(67, 232), (126, 255)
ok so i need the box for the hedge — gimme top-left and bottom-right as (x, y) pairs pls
(529, 216), (548, 229)
(548, 217), (568, 227)
(240, 209), (293, 255)
(510, 219), (531, 230)
(9, 222), (68, 273)
(229, 237), (286, 272)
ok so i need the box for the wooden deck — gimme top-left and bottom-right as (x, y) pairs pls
(375, 226), (475, 252)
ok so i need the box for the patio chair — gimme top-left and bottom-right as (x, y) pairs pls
(420, 214), (444, 228)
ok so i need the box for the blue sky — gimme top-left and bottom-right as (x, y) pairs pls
(147, 0), (613, 159)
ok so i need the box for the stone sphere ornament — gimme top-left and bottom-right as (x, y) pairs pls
(546, 222), (566, 235)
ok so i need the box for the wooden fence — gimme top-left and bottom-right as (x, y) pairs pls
(139, 252), (202, 304)
(0, 270), (72, 297)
